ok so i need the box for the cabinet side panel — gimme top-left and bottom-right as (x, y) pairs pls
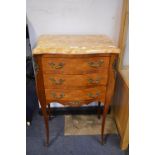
(105, 54), (118, 106)
(33, 55), (46, 107)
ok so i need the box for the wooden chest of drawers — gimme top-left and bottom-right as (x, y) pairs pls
(33, 35), (120, 145)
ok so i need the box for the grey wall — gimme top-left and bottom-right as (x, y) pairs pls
(27, 0), (123, 48)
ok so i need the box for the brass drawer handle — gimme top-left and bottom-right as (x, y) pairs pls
(88, 60), (104, 68)
(69, 101), (80, 105)
(88, 78), (100, 84)
(88, 92), (100, 98)
(49, 62), (65, 69)
(50, 78), (65, 85)
(51, 92), (65, 99)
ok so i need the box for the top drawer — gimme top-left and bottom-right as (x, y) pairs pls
(42, 57), (110, 74)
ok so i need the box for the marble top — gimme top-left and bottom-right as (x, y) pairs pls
(33, 35), (120, 55)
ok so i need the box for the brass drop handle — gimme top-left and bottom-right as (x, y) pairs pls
(88, 92), (100, 98)
(88, 78), (100, 84)
(51, 92), (65, 99)
(49, 62), (65, 69)
(88, 60), (104, 68)
(50, 78), (65, 85)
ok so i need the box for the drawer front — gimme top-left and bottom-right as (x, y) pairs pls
(45, 86), (106, 102)
(42, 57), (110, 74)
(43, 71), (108, 89)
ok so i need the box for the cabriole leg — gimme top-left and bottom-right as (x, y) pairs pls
(42, 106), (49, 146)
(101, 104), (109, 144)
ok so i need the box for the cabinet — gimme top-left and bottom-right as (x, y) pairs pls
(33, 35), (120, 145)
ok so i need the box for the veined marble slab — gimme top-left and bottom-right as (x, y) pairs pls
(33, 35), (120, 54)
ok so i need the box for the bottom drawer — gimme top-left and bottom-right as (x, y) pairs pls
(45, 86), (106, 104)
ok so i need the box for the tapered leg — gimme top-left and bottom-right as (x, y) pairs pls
(97, 101), (101, 119)
(101, 104), (109, 144)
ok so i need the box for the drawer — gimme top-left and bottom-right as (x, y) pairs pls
(42, 57), (110, 74)
(43, 71), (108, 89)
(45, 86), (106, 102)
